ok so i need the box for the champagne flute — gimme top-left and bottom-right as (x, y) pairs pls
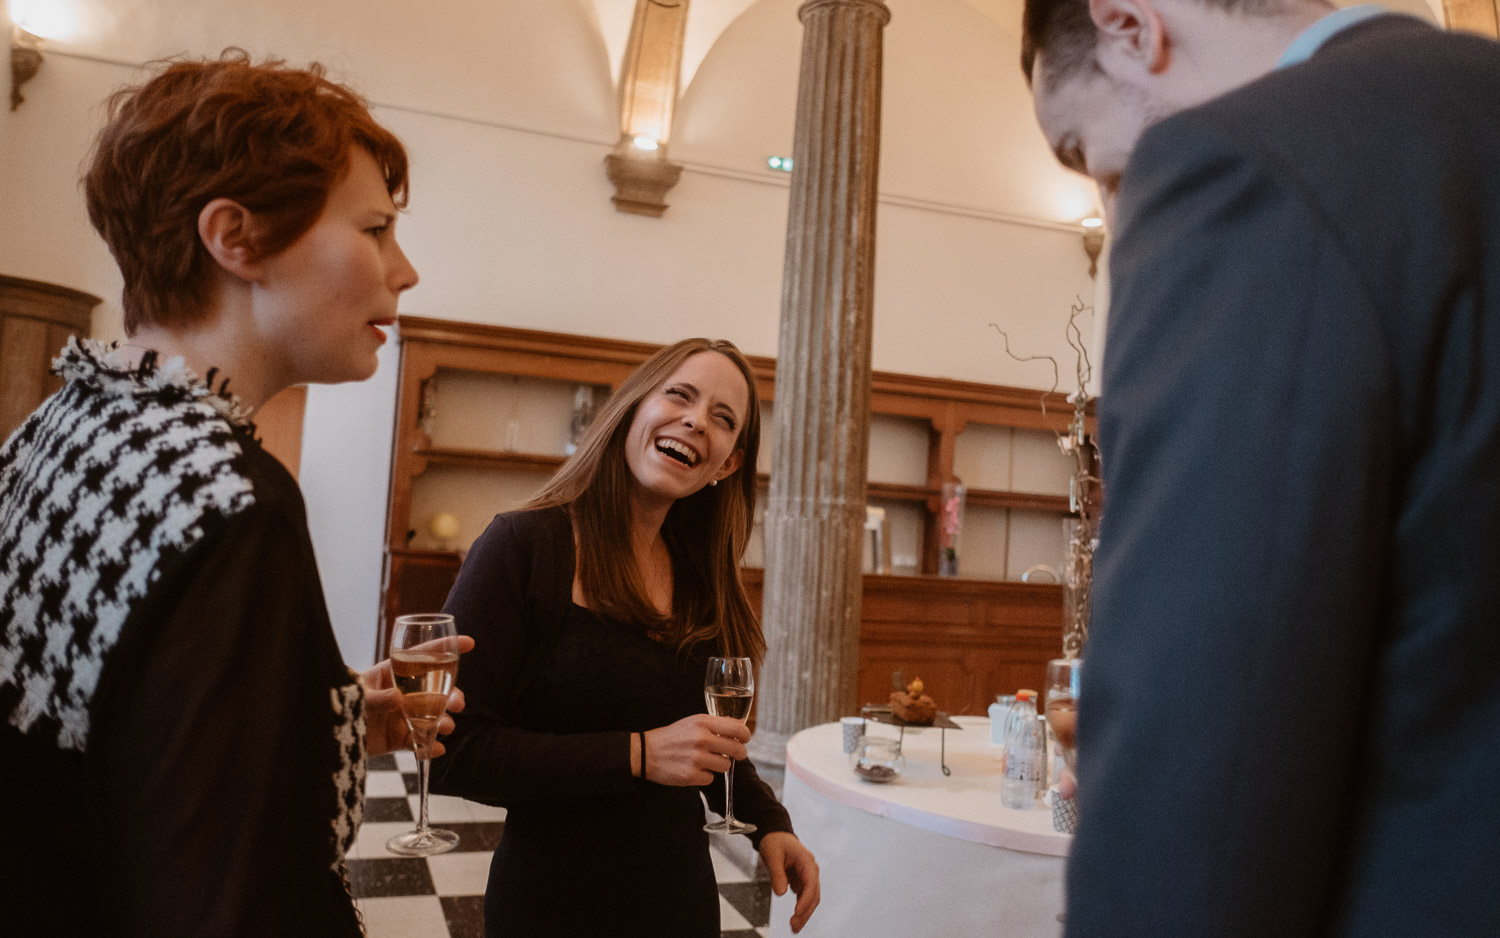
(386, 613), (462, 857)
(703, 656), (756, 835)
(1045, 657), (1082, 775)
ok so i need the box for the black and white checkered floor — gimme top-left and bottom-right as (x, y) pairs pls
(351, 752), (774, 938)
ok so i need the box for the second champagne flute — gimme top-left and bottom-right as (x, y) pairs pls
(386, 613), (462, 857)
(703, 656), (756, 835)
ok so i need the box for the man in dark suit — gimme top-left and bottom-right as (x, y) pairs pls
(1020, 0), (1500, 934)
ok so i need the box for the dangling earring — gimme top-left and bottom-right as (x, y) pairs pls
(709, 478), (718, 487)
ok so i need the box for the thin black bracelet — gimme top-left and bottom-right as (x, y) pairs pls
(638, 731), (648, 780)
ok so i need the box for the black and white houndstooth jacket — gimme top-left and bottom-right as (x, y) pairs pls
(0, 339), (366, 869)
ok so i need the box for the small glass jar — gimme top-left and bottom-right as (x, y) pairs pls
(851, 736), (906, 783)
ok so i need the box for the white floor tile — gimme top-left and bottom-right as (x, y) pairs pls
(394, 750), (418, 772)
(365, 771), (410, 798)
(354, 895), (448, 938)
(427, 849), (493, 896)
(411, 793), (474, 824)
(349, 821), (415, 860)
(464, 799), (508, 822)
(710, 845), (752, 884)
(719, 895), (752, 931)
(757, 929), (772, 937)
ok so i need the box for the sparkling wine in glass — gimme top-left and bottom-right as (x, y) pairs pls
(386, 613), (462, 857)
(1045, 657), (1082, 775)
(703, 656), (756, 835)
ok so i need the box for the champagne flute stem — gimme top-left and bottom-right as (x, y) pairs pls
(724, 760), (736, 825)
(415, 753), (432, 838)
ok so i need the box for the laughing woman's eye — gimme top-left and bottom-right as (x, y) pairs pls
(717, 412), (736, 431)
(666, 387), (689, 400)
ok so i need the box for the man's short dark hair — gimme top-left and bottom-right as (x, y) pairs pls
(1022, 0), (1298, 86)
(1021, 0), (1100, 87)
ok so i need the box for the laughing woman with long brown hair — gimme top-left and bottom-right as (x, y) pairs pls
(432, 338), (820, 936)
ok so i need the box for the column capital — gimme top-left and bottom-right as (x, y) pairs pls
(799, 0), (892, 26)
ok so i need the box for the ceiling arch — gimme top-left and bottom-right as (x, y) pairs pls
(673, 0), (1097, 222)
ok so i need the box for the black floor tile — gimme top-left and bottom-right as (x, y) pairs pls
(720, 931), (760, 938)
(404, 772), (422, 794)
(347, 856), (436, 898)
(442, 820), (505, 853)
(364, 796), (415, 823)
(366, 753), (398, 771)
(441, 895), (486, 938)
(718, 881), (771, 928)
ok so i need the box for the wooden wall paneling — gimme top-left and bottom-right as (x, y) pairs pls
(0, 315), (49, 437)
(743, 571), (1063, 720)
(0, 275), (100, 441)
(382, 548), (464, 657)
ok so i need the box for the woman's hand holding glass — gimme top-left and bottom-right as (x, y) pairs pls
(384, 614), (467, 857)
(362, 633), (476, 757)
(637, 713), (750, 786)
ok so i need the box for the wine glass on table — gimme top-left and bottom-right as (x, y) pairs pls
(386, 613), (462, 857)
(703, 656), (756, 835)
(1045, 657), (1083, 778)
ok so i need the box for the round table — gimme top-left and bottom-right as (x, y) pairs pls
(769, 716), (1070, 938)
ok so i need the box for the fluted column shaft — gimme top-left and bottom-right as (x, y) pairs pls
(751, 0), (890, 767)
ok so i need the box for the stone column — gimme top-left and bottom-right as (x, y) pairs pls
(751, 0), (890, 768)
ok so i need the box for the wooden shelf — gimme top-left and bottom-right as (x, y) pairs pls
(754, 474), (934, 505)
(966, 488), (1072, 513)
(752, 478), (1069, 512)
(866, 481), (934, 503)
(416, 447), (566, 473)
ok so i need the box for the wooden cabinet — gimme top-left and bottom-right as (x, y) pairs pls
(383, 316), (1092, 705)
(0, 275), (101, 441)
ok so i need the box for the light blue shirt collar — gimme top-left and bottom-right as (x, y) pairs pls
(1278, 4), (1390, 68)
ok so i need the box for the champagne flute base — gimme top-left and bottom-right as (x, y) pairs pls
(704, 818), (757, 835)
(386, 827), (460, 857)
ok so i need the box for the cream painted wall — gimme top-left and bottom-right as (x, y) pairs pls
(0, 0), (1102, 664)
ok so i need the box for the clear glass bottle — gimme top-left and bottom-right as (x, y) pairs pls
(1002, 691), (1042, 809)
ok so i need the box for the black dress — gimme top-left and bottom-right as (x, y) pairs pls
(431, 507), (792, 937)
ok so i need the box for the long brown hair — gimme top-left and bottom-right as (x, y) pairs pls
(525, 339), (765, 665)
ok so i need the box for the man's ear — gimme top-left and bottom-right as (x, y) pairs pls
(197, 198), (264, 282)
(1089, 0), (1170, 75)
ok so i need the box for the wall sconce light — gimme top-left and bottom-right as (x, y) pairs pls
(1081, 216), (1106, 279)
(10, 25), (42, 111)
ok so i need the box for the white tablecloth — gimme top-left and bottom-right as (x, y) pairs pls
(769, 716), (1069, 938)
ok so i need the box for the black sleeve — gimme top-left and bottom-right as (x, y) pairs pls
(429, 512), (638, 804)
(95, 498), (359, 937)
(1064, 113), (1396, 936)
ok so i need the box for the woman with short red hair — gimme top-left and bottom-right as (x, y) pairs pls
(0, 51), (461, 935)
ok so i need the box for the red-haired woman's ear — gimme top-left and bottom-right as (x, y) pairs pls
(197, 197), (263, 282)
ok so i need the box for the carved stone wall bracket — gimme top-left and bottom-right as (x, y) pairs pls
(604, 152), (684, 218)
(10, 27), (42, 111)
